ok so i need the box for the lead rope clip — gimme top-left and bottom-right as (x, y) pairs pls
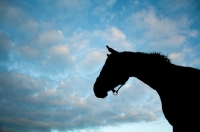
(112, 84), (124, 95)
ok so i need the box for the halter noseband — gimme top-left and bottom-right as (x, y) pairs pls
(111, 84), (124, 95)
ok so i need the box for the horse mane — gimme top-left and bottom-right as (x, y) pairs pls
(125, 51), (171, 64)
(150, 52), (171, 63)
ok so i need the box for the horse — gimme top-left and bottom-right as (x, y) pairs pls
(93, 45), (200, 132)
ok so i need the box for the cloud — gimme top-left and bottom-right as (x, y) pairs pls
(102, 26), (126, 42)
(188, 30), (198, 37)
(47, 44), (69, 56)
(94, 26), (133, 50)
(168, 47), (199, 66)
(19, 19), (39, 31)
(37, 30), (64, 47)
(78, 49), (107, 74)
(0, 72), (47, 98)
(128, 8), (198, 50)
(67, 30), (91, 52)
(14, 45), (39, 58)
(0, 30), (13, 61)
(14, 30), (65, 57)
(92, 0), (117, 24)
(0, 3), (24, 24)
(67, 26), (132, 52)
(192, 58), (200, 66)
(7, 29), (75, 81)
(2, 1), (197, 131)
(169, 52), (185, 65)
(41, 44), (74, 72)
(93, 0), (116, 15)
(64, 27), (133, 77)
(0, 71), (162, 132)
(56, 0), (91, 11)
(106, 0), (117, 7)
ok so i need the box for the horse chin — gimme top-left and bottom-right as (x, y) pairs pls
(94, 91), (108, 98)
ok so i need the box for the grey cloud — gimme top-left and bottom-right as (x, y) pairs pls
(0, 72), (46, 97)
(0, 1), (177, 131)
(0, 72), (161, 132)
(0, 31), (13, 62)
(0, 28), (166, 132)
(0, 1), (26, 25)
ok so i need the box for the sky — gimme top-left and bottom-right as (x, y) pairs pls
(0, 0), (200, 132)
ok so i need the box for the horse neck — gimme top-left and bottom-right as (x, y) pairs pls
(122, 52), (171, 90)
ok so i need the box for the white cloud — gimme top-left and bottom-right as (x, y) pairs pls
(106, 0), (117, 7)
(37, 88), (57, 99)
(93, 0), (116, 15)
(65, 27), (133, 77)
(188, 30), (198, 37)
(43, 44), (73, 68)
(130, 8), (176, 36)
(169, 52), (184, 64)
(47, 44), (69, 56)
(78, 49), (107, 73)
(128, 8), (198, 49)
(168, 47), (198, 66)
(19, 19), (39, 31)
(92, 0), (117, 24)
(10, 43), (74, 81)
(103, 27), (126, 42)
(94, 27), (133, 50)
(67, 27), (133, 56)
(14, 30), (65, 58)
(151, 35), (186, 47)
(37, 30), (64, 46)
(67, 30), (91, 51)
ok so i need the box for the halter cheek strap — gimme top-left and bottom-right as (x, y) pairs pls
(112, 84), (124, 95)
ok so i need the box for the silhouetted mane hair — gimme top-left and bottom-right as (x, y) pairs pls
(134, 52), (171, 64)
(93, 46), (200, 132)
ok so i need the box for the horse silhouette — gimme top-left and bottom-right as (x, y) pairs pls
(93, 45), (199, 132)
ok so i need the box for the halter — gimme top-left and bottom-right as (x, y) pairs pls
(111, 84), (124, 95)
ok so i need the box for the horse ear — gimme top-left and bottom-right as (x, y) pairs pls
(106, 45), (118, 54)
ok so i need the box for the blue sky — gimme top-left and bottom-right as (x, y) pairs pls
(0, 0), (200, 132)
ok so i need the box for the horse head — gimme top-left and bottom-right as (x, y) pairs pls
(93, 46), (129, 98)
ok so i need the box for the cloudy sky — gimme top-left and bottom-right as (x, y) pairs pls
(0, 0), (200, 132)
